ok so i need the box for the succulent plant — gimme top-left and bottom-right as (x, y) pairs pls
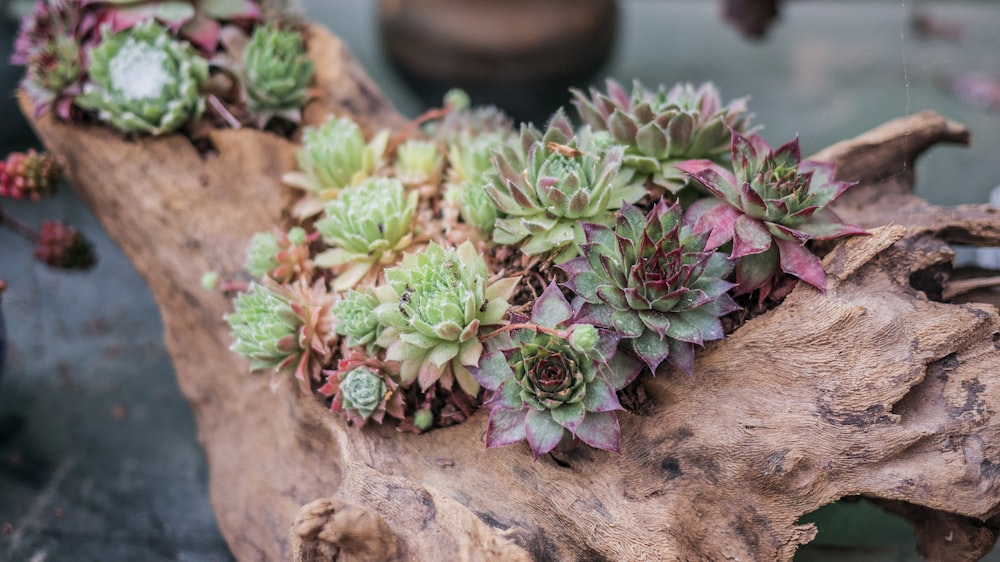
(677, 131), (866, 299)
(444, 131), (510, 236)
(85, 0), (261, 52)
(282, 115), (390, 217)
(571, 79), (751, 192)
(426, 89), (513, 143)
(394, 139), (444, 187)
(0, 149), (61, 201)
(559, 199), (739, 375)
(76, 20), (209, 135)
(372, 241), (520, 395)
(471, 282), (641, 458)
(314, 177), (418, 291)
(34, 220), (97, 270)
(484, 109), (646, 262)
(244, 226), (313, 283)
(12, 0), (87, 120)
(318, 353), (405, 427)
(333, 287), (382, 350)
(226, 279), (335, 392)
(241, 23), (313, 120)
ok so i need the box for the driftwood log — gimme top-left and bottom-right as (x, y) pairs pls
(21, 25), (1000, 561)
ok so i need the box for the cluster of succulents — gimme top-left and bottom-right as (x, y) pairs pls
(223, 82), (865, 457)
(12, 0), (313, 134)
(0, 149), (97, 271)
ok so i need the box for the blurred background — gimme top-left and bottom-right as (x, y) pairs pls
(1, 1), (998, 560)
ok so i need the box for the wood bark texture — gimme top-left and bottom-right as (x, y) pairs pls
(20, 25), (1000, 562)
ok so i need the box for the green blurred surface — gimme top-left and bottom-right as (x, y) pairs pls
(1, 1), (999, 560)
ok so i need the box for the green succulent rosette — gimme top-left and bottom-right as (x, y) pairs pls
(444, 131), (511, 237)
(314, 177), (418, 291)
(484, 109), (646, 262)
(572, 79), (751, 192)
(76, 20), (209, 135)
(372, 241), (520, 395)
(242, 23), (314, 118)
(283, 115), (390, 217)
(333, 287), (383, 350)
(395, 139), (443, 187)
(318, 353), (405, 427)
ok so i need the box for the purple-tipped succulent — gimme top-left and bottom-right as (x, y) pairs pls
(560, 199), (739, 375)
(678, 131), (867, 299)
(571, 79), (751, 192)
(12, 0), (87, 120)
(471, 282), (641, 459)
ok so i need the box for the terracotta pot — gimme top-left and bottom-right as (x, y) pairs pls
(378, 0), (618, 122)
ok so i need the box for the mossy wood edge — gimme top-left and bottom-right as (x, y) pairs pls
(19, 24), (1000, 562)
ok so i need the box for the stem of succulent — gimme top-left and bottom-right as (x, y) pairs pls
(208, 94), (243, 129)
(479, 323), (569, 341)
(385, 106), (453, 155)
(0, 205), (42, 244)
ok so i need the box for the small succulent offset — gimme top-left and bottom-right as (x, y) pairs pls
(485, 110), (645, 262)
(12, 0), (84, 119)
(0, 149), (60, 201)
(244, 226), (314, 283)
(225, 280), (335, 392)
(394, 139), (444, 187)
(241, 23), (314, 122)
(332, 287), (382, 350)
(572, 80), (751, 192)
(560, 200), (739, 375)
(76, 20), (209, 136)
(471, 283), (641, 458)
(314, 177), (418, 291)
(678, 131), (866, 299)
(373, 241), (520, 395)
(282, 116), (390, 217)
(444, 131), (510, 237)
(319, 353), (405, 427)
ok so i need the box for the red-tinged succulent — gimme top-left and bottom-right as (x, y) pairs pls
(571, 79), (751, 191)
(678, 131), (867, 299)
(559, 200), (739, 375)
(225, 279), (335, 393)
(318, 352), (405, 427)
(82, 0), (261, 53)
(0, 150), (61, 201)
(12, 0), (87, 119)
(34, 220), (97, 270)
(244, 226), (315, 283)
(471, 282), (642, 458)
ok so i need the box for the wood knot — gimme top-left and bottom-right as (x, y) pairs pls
(291, 498), (401, 562)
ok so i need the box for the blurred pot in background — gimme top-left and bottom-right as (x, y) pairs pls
(379, 0), (618, 123)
